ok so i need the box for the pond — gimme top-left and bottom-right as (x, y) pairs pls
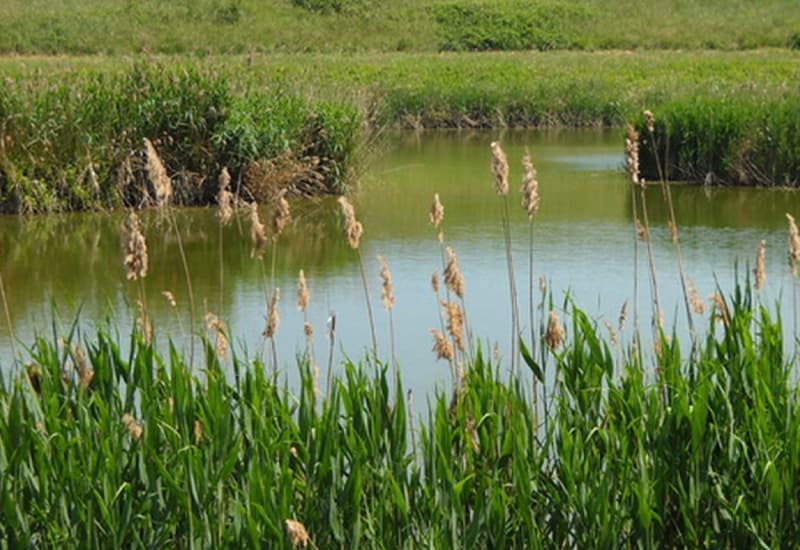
(1, 129), (799, 400)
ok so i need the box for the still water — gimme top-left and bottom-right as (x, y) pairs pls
(2, 130), (799, 398)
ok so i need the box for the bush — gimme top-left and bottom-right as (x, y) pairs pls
(433, 0), (587, 51)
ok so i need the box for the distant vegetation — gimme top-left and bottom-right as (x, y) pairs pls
(0, 0), (798, 54)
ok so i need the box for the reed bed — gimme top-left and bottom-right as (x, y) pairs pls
(3, 123), (800, 548)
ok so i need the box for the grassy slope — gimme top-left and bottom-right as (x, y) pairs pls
(0, 0), (798, 54)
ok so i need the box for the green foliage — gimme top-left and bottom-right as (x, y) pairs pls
(637, 95), (800, 185)
(0, 65), (363, 212)
(290, 0), (368, 15)
(433, 0), (587, 51)
(2, 283), (800, 545)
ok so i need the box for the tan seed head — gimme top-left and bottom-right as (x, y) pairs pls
(297, 270), (310, 312)
(250, 202), (267, 259)
(272, 190), (291, 238)
(430, 329), (454, 362)
(338, 196), (363, 249)
(443, 246), (465, 299)
(265, 288), (280, 339)
(124, 212), (148, 280)
(378, 256), (395, 311)
(218, 167), (233, 226)
(490, 141), (509, 196)
(521, 153), (540, 220)
(754, 240), (766, 291)
(544, 310), (565, 351)
(625, 125), (640, 185)
(285, 519), (311, 548)
(430, 193), (444, 229)
(787, 213), (800, 276)
(143, 138), (172, 207)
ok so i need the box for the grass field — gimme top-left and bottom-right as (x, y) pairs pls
(0, 0), (798, 55)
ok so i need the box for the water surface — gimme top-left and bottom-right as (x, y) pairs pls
(2, 129), (799, 399)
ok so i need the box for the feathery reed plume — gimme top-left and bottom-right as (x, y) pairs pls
(443, 247), (465, 299)
(121, 413), (143, 442)
(788, 213), (800, 276)
(430, 193), (444, 234)
(73, 345), (93, 391)
(264, 288), (280, 339)
(272, 190), (291, 237)
(442, 300), (465, 352)
(193, 420), (203, 445)
(625, 125), (640, 185)
(618, 300), (628, 332)
(124, 212), (148, 280)
(431, 271), (440, 294)
(304, 322), (314, 342)
(337, 196), (376, 354)
(378, 256), (395, 311)
(297, 270), (310, 312)
(644, 109), (655, 134)
(430, 329), (454, 362)
(709, 293), (730, 326)
(490, 141), (509, 195)
(754, 240), (767, 291)
(521, 153), (540, 220)
(544, 310), (565, 351)
(143, 138), (172, 207)
(161, 290), (177, 308)
(338, 196), (363, 250)
(604, 320), (618, 347)
(204, 313), (229, 360)
(285, 519), (312, 549)
(687, 278), (705, 315)
(249, 202), (267, 259)
(218, 167), (233, 225)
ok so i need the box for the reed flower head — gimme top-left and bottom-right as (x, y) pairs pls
(136, 299), (152, 344)
(143, 138), (172, 207)
(272, 190), (291, 238)
(124, 212), (148, 280)
(644, 109), (655, 133)
(304, 321), (314, 342)
(625, 124), (640, 185)
(250, 202), (267, 259)
(218, 167), (233, 226)
(431, 271), (440, 294)
(687, 278), (705, 315)
(73, 345), (93, 391)
(490, 141), (509, 196)
(161, 290), (177, 308)
(709, 293), (729, 325)
(430, 329), (454, 362)
(122, 413), (143, 442)
(787, 213), (800, 276)
(618, 300), (628, 332)
(754, 239), (766, 291)
(521, 153), (540, 220)
(443, 246), (465, 299)
(285, 519), (311, 548)
(204, 313), (229, 360)
(338, 196), (363, 249)
(264, 288), (280, 338)
(297, 270), (310, 312)
(377, 256), (395, 311)
(544, 310), (565, 350)
(441, 300), (465, 351)
(430, 193), (444, 238)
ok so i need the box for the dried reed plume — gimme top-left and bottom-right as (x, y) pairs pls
(625, 125), (640, 185)
(285, 519), (312, 549)
(161, 290), (177, 308)
(688, 278), (705, 315)
(73, 345), (93, 391)
(709, 293), (730, 326)
(378, 256), (395, 311)
(218, 167), (233, 225)
(124, 212), (148, 280)
(250, 202), (267, 259)
(788, 213), (800, 276)
(264, 288), (280, 339)
(122, 413), (143, 442)
(521, 153), (540, 219)
(143, 138), (172, 207)
(544, 310), (565, 351)
(430, 329), (454, 362)
(431, 271), (440, 294)
(490, 141), (509, 195)
(338, 196), (363, 249)
(443, 247), (465, 299)
(204, 313), (229, 360)
(304, 322), (314, 341)
(297, 270), (310, 312)
(604, 320), (618, 346)
(618, 300), (628, 332)
(442, 300), (465, 351)
(754, 240), (767, 291)
(644, 109), (655, 134)
(430, 193), (444, 230)
(272, 190), (291, 237)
